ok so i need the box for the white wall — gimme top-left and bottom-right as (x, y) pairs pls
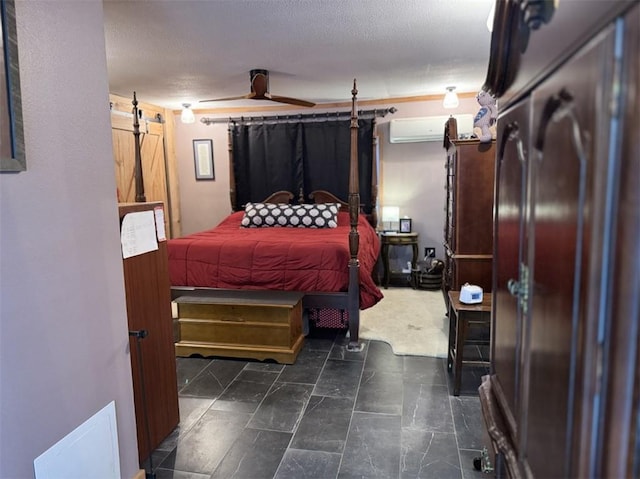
(173, 95), (481, 264)
(0, 1), (139, 477)
(376, 97), (479, 262)
(174, 120), (234, 234)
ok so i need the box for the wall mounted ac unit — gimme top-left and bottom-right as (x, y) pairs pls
(389, 114), (474, 143)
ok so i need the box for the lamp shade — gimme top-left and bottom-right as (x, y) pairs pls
(443, 87), (459, 109)
(181, 103), (195, 124)
(381, 206), (400, 222)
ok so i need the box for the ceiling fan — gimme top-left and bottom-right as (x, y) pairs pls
(200, 69), (316, 108)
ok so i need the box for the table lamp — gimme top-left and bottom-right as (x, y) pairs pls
(381, 206), (400, 232)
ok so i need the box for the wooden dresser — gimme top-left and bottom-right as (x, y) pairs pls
(119, 202), (179, 463)
(443, 117), (495, 301)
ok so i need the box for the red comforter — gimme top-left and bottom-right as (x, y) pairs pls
(168, 211), (383, 309)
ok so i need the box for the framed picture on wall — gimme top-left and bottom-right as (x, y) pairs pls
(1, 0), (26, 172)
(193, 139), (214, 180)
(399, 217), (412, 233)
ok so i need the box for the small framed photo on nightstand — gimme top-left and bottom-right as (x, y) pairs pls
(399, 217), (412, 233)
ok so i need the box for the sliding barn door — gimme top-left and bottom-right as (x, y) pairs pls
(112, 121), (167, 203)
(110, 94), (181, 238)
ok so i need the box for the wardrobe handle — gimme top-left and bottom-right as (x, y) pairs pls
(507, 264), (530, 315)
(535, 88), (573, 152)
(498, 121), (519, 162)
(507, 278), (521, 297)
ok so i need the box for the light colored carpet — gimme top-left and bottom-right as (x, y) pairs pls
(359, 287), (449, 357)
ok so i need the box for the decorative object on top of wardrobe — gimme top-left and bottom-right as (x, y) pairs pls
(200, 69), (315, 107)
(472, 90), (497, 143)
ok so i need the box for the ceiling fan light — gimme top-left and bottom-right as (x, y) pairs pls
(443, 87), (459, 109)
(181, 103), (195, 124)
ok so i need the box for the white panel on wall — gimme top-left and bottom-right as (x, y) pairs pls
(389, 114), (474, 143)
(33, 401), (120, 479)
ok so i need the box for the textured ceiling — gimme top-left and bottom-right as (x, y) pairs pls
(103, 0), (494, 110)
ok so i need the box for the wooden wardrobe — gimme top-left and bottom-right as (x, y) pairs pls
(480, 1), (639, 478)
(443, 117), (495, 299)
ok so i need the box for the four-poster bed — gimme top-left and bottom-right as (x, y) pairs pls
(168, 80), (383, 356)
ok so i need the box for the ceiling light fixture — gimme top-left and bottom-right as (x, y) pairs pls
(181, 103), (195, 124)
(443, 86), (459, 109)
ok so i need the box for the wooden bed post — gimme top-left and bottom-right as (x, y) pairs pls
(347, 79), (363, 352)
(132, 92), (146, 202)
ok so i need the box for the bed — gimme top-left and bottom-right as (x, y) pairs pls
(168, 81), (382, 351)
(169, 194), (382, 306)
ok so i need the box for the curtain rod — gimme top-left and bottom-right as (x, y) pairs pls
(200, 107), (397, 125)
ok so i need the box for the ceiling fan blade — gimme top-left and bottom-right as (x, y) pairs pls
(199, 70), (314, 107)
(199, 92), (255, 103)
(268, 94), (316, 108)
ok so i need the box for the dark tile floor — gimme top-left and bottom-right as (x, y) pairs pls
(145, 328), (489, 479)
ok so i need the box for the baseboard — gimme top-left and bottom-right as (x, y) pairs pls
(132, 469), (145, 479)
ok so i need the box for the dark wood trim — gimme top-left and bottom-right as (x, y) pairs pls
(479, 375), (523, 479)
(309, 190), (348, 209)
(262, 190), (295, 204)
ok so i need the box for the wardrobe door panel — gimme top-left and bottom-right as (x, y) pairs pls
(454, 143), (496, 255)
(523, 27), (615, 478)
(492, 99), (531, 445)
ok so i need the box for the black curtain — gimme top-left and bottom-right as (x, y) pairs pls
(232, 122), (303, 204)
(232, 119), (374, 213)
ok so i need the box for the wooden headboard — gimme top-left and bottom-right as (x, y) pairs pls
(262, 190), (296, 204)
(261, 189), (376, 229)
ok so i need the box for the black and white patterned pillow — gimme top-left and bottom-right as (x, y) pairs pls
(241, 202), (340, 228)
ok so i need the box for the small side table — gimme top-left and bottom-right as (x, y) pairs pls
(380, 232), (419, 289)
(447, 290), (491, 396)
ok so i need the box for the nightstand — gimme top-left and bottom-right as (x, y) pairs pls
(447, 290), (491, 396)
(380, 232), (419, 289)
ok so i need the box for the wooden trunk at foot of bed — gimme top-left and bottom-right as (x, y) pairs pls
(173, 290), (305, 364)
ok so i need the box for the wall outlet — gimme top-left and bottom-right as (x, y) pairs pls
(425, 247), (436, 258)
